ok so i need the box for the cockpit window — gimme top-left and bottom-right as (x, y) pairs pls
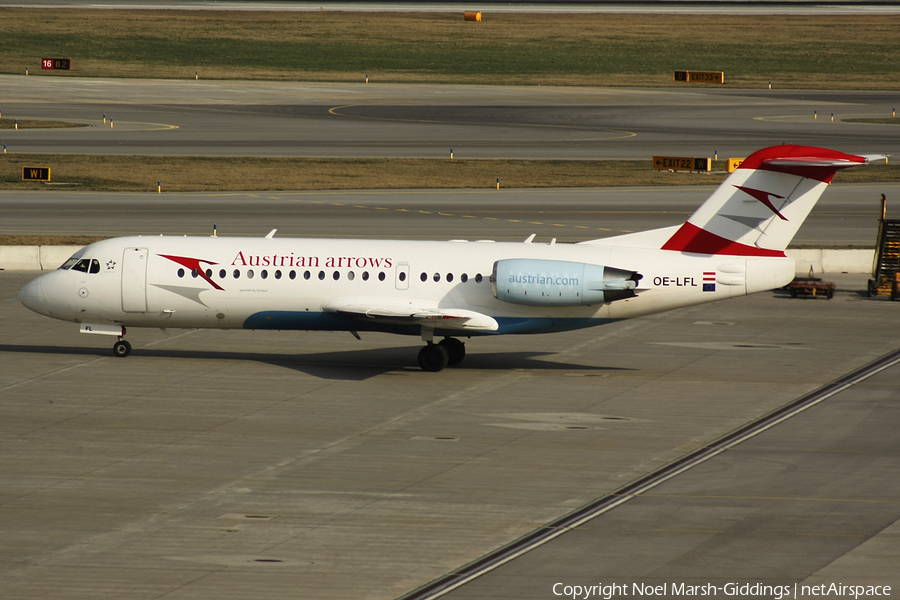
(60, 257), (80, 270)
(89, 259), (101, 274)
(70, 259), (91, 273)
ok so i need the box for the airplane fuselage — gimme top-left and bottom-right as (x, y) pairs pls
(21, 235), (793, 338)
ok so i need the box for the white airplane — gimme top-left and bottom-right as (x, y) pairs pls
(20, 145), (881, 371)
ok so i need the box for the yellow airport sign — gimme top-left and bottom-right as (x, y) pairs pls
(23, 166), (51, 181)
(653, 156), (710, 172)
(673, 70), (724, 84)
(727, 158), (746, 173)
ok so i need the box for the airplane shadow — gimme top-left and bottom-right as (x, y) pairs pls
(0, 344), (633, 381)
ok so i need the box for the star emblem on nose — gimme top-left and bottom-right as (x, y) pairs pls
(106, 260), (117, 270)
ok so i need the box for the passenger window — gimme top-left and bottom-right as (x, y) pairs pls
(71, 259), (90, 273)
(420, 272), (427, 282)
(398, 272), (406, 282)
(304, 270), (311, 280)
(446, 273), (454, 283)
(219, 269), (226, 279)
(275, 270), (282, 280)
(290, 270), (297, 280)
(333, 271), (340, 281)
(461, 273), (468, 283)
(433, 273), (441, 282)
(378, 272), (386, 281)
(89, 259), (101, 274)
(348, 271), (355, 281)
(233, 269), (241, 279)
(247, 270), (255, 279)
(191, 269), (199, 278)
(318, 271), (325, 280)
(178, 268), (185, 278)
(206, 269), (213, 278)
(261, 270), (268, 280)
(475, 273), (483, 283)
(362, 271), (370, 281)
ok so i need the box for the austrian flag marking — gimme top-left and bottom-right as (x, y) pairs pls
(702, 271), (716, 292)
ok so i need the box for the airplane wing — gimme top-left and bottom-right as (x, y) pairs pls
(322, 300), (498, 331)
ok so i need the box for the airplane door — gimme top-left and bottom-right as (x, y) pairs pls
(122, 247), (149, 312)
(395, 262), (410, 290)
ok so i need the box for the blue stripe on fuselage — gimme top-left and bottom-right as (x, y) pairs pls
(242, 311), (617, 336)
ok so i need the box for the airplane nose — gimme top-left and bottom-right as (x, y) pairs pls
(19, 277), (47, 315)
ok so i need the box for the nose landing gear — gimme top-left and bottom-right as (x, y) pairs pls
(112, 338), (132, 357)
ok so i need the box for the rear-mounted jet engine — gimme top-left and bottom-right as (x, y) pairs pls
(491, 259), (642, 307)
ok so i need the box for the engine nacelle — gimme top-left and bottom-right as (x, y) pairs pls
(491, 259), (642, 307)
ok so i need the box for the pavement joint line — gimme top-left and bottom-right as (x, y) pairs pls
(637, 493), (900, 504)
(400, 346), (900, 600)
(795, 532), (868, 537)
(247, 372), (529, 559)
(654, 529), (725, 533)
(1, 367), (345, 581)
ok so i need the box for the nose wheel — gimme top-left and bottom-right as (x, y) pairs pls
(112, 339), (132, 358)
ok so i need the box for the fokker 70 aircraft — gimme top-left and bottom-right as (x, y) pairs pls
(20, 145), (881, 371)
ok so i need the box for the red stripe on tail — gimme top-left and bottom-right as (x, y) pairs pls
(661, 222), (786, 257)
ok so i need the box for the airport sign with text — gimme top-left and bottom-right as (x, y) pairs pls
(653, 156), (711, 172)
(42, 58), (71, 70)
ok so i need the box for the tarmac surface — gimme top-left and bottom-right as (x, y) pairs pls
(1, 183), (895, 247)
(2, 77), (899, 160)
(2, 73), (900, 599)
(2, 268), (899, 600)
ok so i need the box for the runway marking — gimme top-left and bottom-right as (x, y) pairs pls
(754, 112), (887, 123)
(102, 121), (179, 131)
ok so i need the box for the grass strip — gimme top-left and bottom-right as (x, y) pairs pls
(843, 118), (900, 125)
(1, 9), (899, 89)
(3, 155), (898, 193)
(0, 120), (86, 130)
(0, 235), (108, 246)
(0, 155), (727, 191)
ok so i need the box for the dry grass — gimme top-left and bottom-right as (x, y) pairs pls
(1, 9), (898, 88)
(0, 120), (86, 129)
(3, 154), (897, 192)
(0, 235), (107, 246)
(844, 118), (900, 125)
(1, 154), (733, 191)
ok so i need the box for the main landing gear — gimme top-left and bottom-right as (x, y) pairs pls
(417, 337), (466, 372)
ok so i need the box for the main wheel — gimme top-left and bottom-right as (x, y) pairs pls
(439, 338), (466, 366)
(112, 340), (132, 357)
(418, 344), (449, 372)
